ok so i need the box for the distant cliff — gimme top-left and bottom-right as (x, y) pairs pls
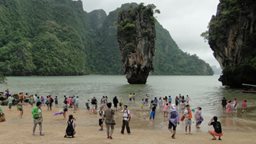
(208, 0), (256, 87)
(0, 0), (213, 76)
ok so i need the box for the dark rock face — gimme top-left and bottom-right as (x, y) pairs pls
(117, 4), (156, 84)
(208, 0), (256, 87)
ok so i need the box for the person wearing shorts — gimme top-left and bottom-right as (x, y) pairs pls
(183, 105), (192, 134)
(169, 104), (179, 139)
(208, 116), (223, 140)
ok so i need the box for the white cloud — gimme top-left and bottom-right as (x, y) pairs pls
(81, 0), (220, 67)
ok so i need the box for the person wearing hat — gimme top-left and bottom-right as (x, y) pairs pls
(168, 104), (179, 139)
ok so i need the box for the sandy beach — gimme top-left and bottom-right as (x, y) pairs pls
(0, 104), (256, 144)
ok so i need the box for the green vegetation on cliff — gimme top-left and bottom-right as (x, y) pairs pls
(207, 0), (256, 87)
(0, 0), (213, 76)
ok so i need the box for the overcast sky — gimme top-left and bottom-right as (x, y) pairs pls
(81, 0), (220, 67)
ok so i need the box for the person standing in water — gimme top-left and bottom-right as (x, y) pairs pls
(221, 97), (227, 110)
(17, 101), (24, 118)
(194, 107), (203, 128)
(32, 102), (44, 136)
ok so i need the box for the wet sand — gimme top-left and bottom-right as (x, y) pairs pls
(0, 105), (256, 144)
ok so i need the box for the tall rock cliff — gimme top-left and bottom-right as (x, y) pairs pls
(117, 4), (156, 84)
(208, 0), (256, 87)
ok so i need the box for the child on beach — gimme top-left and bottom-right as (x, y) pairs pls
(242, 100), (247, 113)
(208, 116), (223, 140)
(32, 102), (44, 136)
(64, 115), (76, 138)
(163, 103), (169, 117)
(183, 105), (192, 134)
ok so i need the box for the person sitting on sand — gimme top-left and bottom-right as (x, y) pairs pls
(64, 115), (76, 138)
(32, 102), (44, 136)
(208, 116), (223, 140)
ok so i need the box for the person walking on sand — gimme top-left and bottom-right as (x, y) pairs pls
(17, 101), (24, 118)
(98, 105), (105, 131)
(113, 96), (119, 111)
(63, 101), (68, 119)
(7, 95), (14, 110)
(194, 107), (203, 128)
(104, 102), (115, 139)
(32, 102), (44, 136)
(169, 104), (179, 139)
(208, 116), (223, 140)
(121, 105), (131, 134)
(183, 105), (192, 134)
(54, 96), (58, 106)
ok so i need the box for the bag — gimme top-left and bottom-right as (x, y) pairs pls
(66, 120), (75, 136)
(180, 115), (185, 121)
(215, 122), (222, 133)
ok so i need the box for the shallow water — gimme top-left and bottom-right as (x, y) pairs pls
(1, 75), (256, 130)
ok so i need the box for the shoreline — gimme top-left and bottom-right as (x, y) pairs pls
(0, 104), (256, 144)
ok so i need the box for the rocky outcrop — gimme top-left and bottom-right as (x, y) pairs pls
(208, 0), (256, 87)
(117, 4), (156, 84)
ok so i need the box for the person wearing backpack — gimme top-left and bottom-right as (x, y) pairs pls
(104, 102), (115, 139)
(64, 115), (76, 138)
(32, 102), (44, 136)
(208, 116), (223, 140)
(169, 104), (179, 139)
(121, 105), (131, 134)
